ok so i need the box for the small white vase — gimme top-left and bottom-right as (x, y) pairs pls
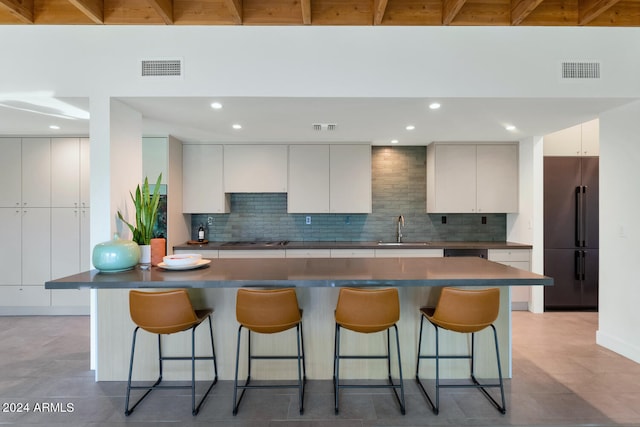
(139, 244), (151, 269)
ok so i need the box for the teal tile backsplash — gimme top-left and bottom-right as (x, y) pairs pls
(191, 146), (506, 242)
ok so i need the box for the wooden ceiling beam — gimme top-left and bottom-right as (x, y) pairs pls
(374, 0), (388, 25)
(301, 0), (311, 24)
(147, 0), (173, 24)
(442, 0), (467, 24)
(511, 0), (544, 25)
(223, 0), (242, 24)
(68, 0), (104, 24)
(0, 0), (33, 23)
(579, 0), (622, 25)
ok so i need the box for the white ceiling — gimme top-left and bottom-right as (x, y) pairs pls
(0, 96), (634, 144)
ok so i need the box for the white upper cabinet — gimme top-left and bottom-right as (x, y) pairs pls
(544, 119), (599, 157)
(476, 144), (519, 213)
(183, 144), (229, 213)
(21, 138), (51, 208)
(0, 138), (21, 207)
(288, 144), (371, 213)
(288, 145), (330, 213)
(427, 144), (477, 213)
(330, 144), (371, 213)
(51, 137), (91, 208)
(80, 138), (90, 207)
(51, 138), (80, 207)
(427, 142), (519, 213)
(224, 145), (288, 193)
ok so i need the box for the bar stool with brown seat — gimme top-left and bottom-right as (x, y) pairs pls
(124, 289), (218, 416)
(233, 287), (306, 415)
(415, 287), (506, 415)
(333, 287), (406, 415)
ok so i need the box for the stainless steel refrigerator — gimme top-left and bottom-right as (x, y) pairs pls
(544, 157), (599, 310)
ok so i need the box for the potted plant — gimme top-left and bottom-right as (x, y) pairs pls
(117, 173), (162, 267)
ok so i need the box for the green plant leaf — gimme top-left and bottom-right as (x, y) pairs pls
(117, 173), (162, 245)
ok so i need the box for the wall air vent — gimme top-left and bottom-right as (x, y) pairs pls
(313, 123), (337, 131)
(140, 59), (183, 77)
(561, 62), (600, 79)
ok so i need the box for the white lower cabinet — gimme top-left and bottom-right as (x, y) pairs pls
(175, 249), (219, 258)
(488, 249), (531, 310)
(218, 250), (286, 259)
(0, 208), (22, 285)
(0, 208), (52, 310)
(330, 249), (375, 258)
(286, 249), (331, 258)
(51, 208), (90, 307)
(0, 286), (51, 307)
(375, 248), (443, 258)
(22, 208), (51, 286)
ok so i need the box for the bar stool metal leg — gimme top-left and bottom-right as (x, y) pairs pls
(333, 323), (406, 415)
(233, 323), (306, 416)
(416, 288), (506, 415)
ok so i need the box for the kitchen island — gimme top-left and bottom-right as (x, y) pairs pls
(46, 257), (551, 382)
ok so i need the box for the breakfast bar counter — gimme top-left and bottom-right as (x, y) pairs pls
(46, 256), (550, 289)
(46, 257), (551, 382)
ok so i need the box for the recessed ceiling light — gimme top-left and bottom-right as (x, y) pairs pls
(405, 125), (415, 131)
(429, 103), (441, 110)
(505, 124), (516, 131)
(391, 139), (399, 144)
(49, 125), (60, 130)
(211, 102), (222, 110)
(232, 124), (242, 130)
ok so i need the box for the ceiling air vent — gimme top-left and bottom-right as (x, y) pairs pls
(140, 59), (182, 77)
(561, 62), (600, 79)
(313, 123), (337, 131)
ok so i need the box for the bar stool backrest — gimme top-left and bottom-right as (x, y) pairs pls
(129, 289), (199, 335)
(429, 287), (500, 333)
(236, 288), (301, 333)
(335, 287), (399, 333)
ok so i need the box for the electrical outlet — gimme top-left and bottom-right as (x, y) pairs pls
(305, 216), (311, 225)
(207, 216), (213, 226)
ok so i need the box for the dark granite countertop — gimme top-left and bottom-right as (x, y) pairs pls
(46, 256), (551, 290)
(174, 240), (532, 251)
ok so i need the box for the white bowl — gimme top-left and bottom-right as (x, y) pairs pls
(162, 253), (202, 267)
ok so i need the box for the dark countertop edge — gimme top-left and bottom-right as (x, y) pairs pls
(46, 277), (552, 290)
(174, 241), (533, 251)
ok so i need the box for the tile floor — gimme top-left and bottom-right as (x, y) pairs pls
(1, 312), (639, 426)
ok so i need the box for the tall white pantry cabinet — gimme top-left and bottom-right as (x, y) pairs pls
(0, 137), (90, 314)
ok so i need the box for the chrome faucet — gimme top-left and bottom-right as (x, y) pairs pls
(397, 215), (404, 243)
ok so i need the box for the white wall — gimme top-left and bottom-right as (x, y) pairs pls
(507, 137), (545, 312)
(597, 101), (640, 363)
(2, 26), (640, 99)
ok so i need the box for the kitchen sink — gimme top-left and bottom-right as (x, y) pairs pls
(377, 242), (430, 246)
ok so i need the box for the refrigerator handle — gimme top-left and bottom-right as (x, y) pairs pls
(582, 186), (588, 247)
(581, 250), (586, 281)
(574, 250), (581, 281)
(575, 186), (582, 247)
